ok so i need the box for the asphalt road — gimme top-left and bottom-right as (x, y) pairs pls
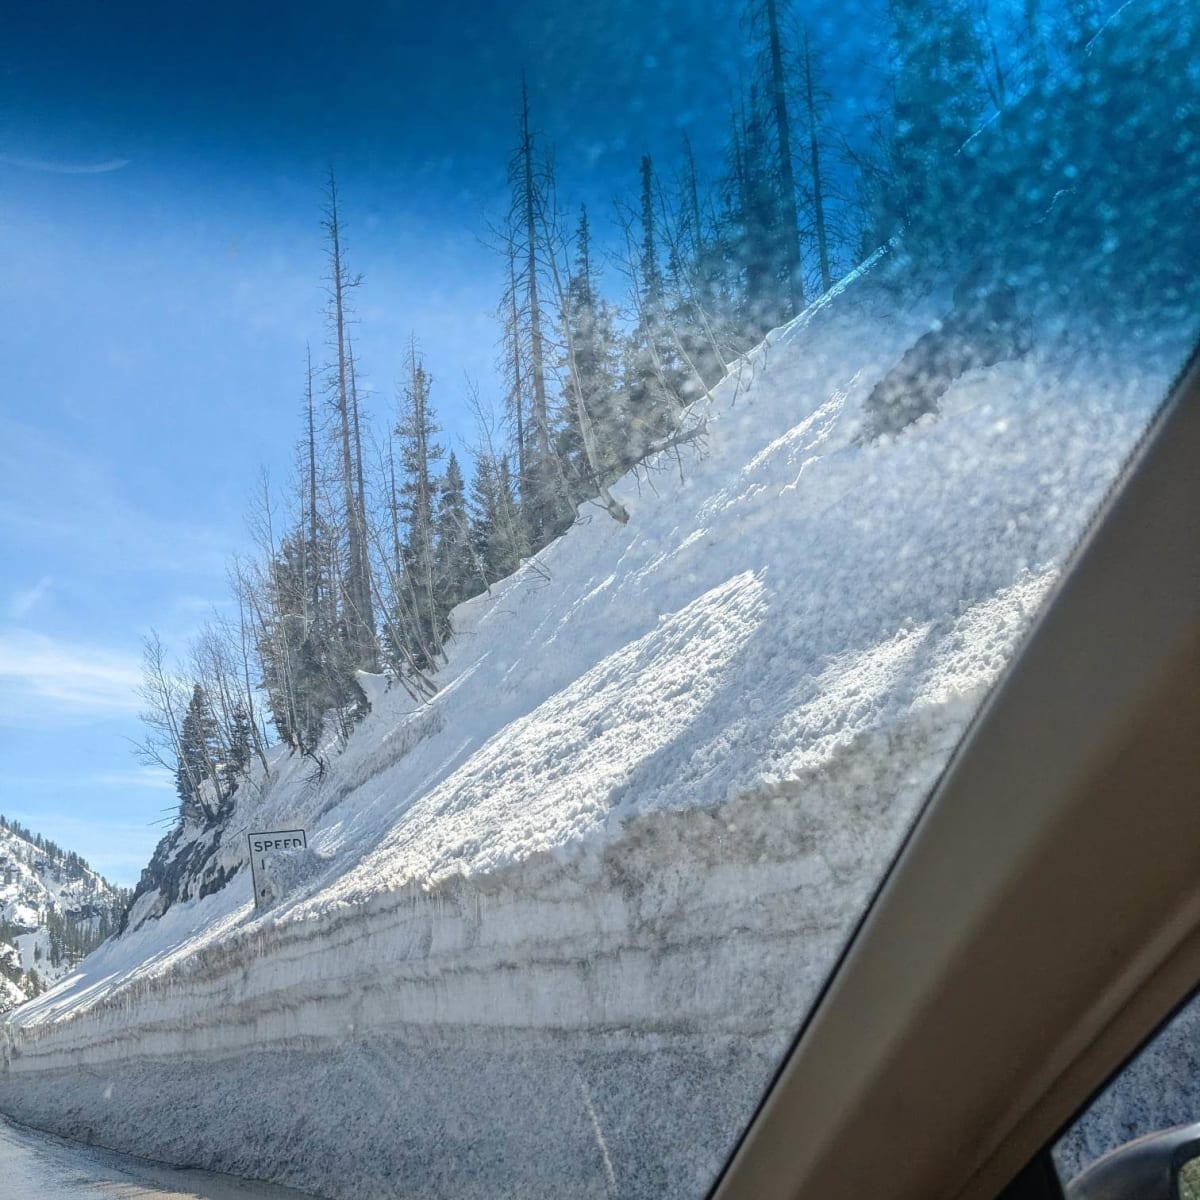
(0, 1115), (316, 1198)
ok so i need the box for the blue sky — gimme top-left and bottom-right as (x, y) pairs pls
(0, 0), (887, 883)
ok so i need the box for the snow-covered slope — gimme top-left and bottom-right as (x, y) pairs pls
(0, 819), (126, 1011)
(0, 253), (1187, 1198)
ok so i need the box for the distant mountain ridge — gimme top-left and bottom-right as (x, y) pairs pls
(0, 816), (128, 1010)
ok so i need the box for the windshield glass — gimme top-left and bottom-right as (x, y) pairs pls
(1, 1), (1197, 1197)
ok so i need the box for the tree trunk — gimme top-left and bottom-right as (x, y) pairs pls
(803, 30), (832, 293)
(682, 134), (704, 258)
(765, 0), (805, 314)
(304, 346), (321, 630)
(506, 242), (527, 509)
(346, 330), (377, 667)
(325, 169), (374, 670)
(520, 80), (553, 538)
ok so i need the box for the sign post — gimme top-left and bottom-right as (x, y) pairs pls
(247, 828), (308, 908)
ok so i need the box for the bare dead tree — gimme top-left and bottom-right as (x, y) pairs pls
(322, 169), (377, 670)
(502, 239), (528, 507)
(132, 632), (225, 824)
(801, 27), (833, 293)
(748, 0), (805, 315)
(131, 631), (188, 787)
(228, 556), (273, 775)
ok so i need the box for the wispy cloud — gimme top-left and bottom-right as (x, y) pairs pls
(0, 628), (141, 724)
(0, 414), (231, 576)
(8, 575), (52, 620)
(0, 154), (130, 175)
(92, 767), (173, 791)
(169, 594), (228, 619)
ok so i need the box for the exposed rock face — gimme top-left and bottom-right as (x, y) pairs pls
(119, 814), (236, 933)
(861, 270), (1033, 441)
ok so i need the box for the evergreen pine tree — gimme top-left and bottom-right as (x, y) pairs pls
(322, 170), (377, 671)
(623, 155), (683, 463)
(225, 703), (253, 790)
(559, 205), (623, 490)
(468, 451), (502, 582)
(726, 87), (791, 336)
(175, 683), (223, 823)
(747, 0), (805, 315)
(505, 80), (568, 547)
(665, 138), (740, 390)
(800, 27), (833, 294)
(496, 458), (526, 574)
(468, 452), (527, 585)
(433, 452), (473, 622)
(394, 346), (445, 670)
(883, 0), (985, 258)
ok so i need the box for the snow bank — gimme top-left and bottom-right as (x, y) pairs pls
(0, 253), (1185, 1198)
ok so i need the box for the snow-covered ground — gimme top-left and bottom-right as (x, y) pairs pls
(0, 253), (1189, 1199)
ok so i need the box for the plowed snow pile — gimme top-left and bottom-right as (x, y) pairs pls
(0, 255), (1180, 1199)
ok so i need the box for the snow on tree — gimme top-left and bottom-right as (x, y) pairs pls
(619, 155), (685, 464)
(502, 80), (573, 546)
(433, 452), (474, 622)
(391, 343), (445, 671)
(176, 683), (225, 824)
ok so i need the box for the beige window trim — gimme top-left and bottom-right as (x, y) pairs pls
(713, 351), (1200, 1200)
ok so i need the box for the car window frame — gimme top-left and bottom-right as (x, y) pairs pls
(711, 343), (1200, 1200)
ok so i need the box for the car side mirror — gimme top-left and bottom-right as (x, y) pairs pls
(1066, 1123), (1200, 1200)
